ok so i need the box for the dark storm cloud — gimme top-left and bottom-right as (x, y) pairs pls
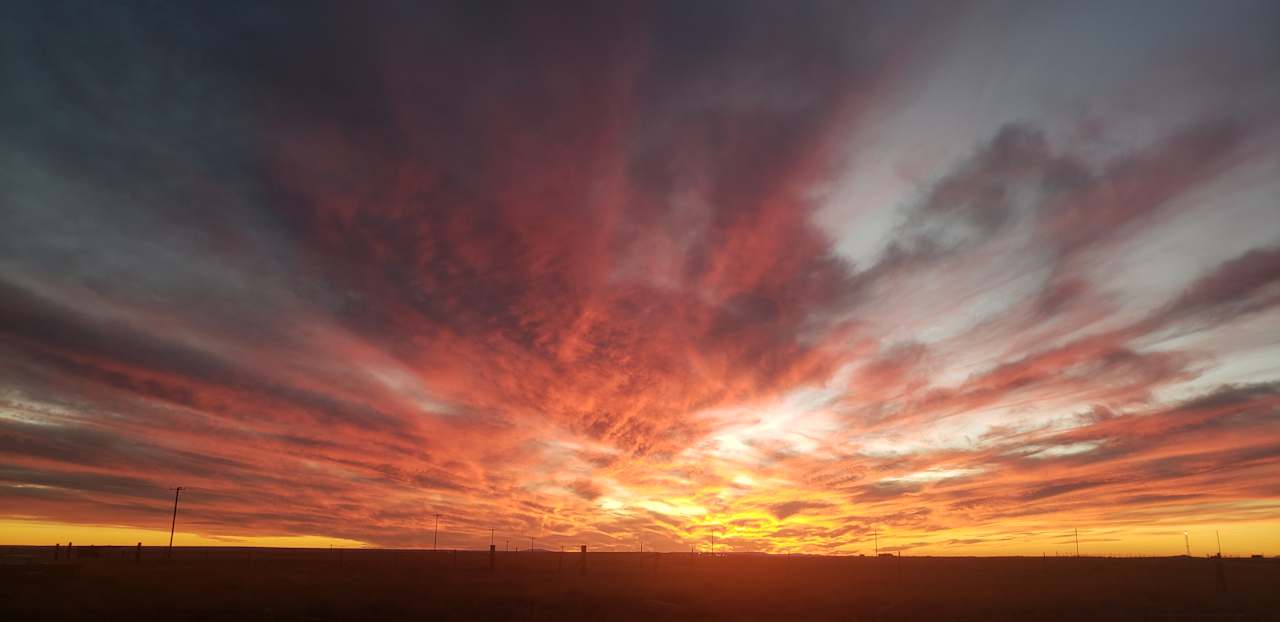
(1021, 479), (1109, 502)
(0, 466), (159, 499)
(1144, 246), (1280, 331)
(568, 479), (604, 501)
(852, 119), (1249, 302)
(877, 382), (1280, 523)
(0, 280), (410, 435)
(0, 416), (243, 477)
(767, 500), (836, 520)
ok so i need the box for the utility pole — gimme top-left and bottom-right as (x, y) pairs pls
(433, 513), (440, 551)
(490, 528), (494, 547)
(1074, 528), (1080, 557)
(530, 536), (535, 552)
(167, 487), (184, 559)
(1216, 530), (1222, 557)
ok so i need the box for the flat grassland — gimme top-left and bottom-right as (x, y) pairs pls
(3, 548), (1277, 620)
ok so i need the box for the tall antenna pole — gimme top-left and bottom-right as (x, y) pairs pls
(1216, 530), (1221, 557)
(433, 513), (440, 551)
(1074, 528), (1080, 557)
(167, 486), (184, 559)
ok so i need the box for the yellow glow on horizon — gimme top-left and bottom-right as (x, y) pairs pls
(867, 519), (1280, 557)
(0, 519), (368, 548)
(3, 515), (1276, 556)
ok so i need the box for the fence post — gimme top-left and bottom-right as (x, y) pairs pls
(579, 545), (587, 576)
(489, 544), (496, 572)
(136, 542), (142, 564)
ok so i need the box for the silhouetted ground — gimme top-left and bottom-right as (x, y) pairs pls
(3, 547), (1277, 620)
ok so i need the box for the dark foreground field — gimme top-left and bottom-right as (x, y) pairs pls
(3, 547), (1277, 621)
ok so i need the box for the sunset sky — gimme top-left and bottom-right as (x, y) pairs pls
(2, 1), (1279, 556)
